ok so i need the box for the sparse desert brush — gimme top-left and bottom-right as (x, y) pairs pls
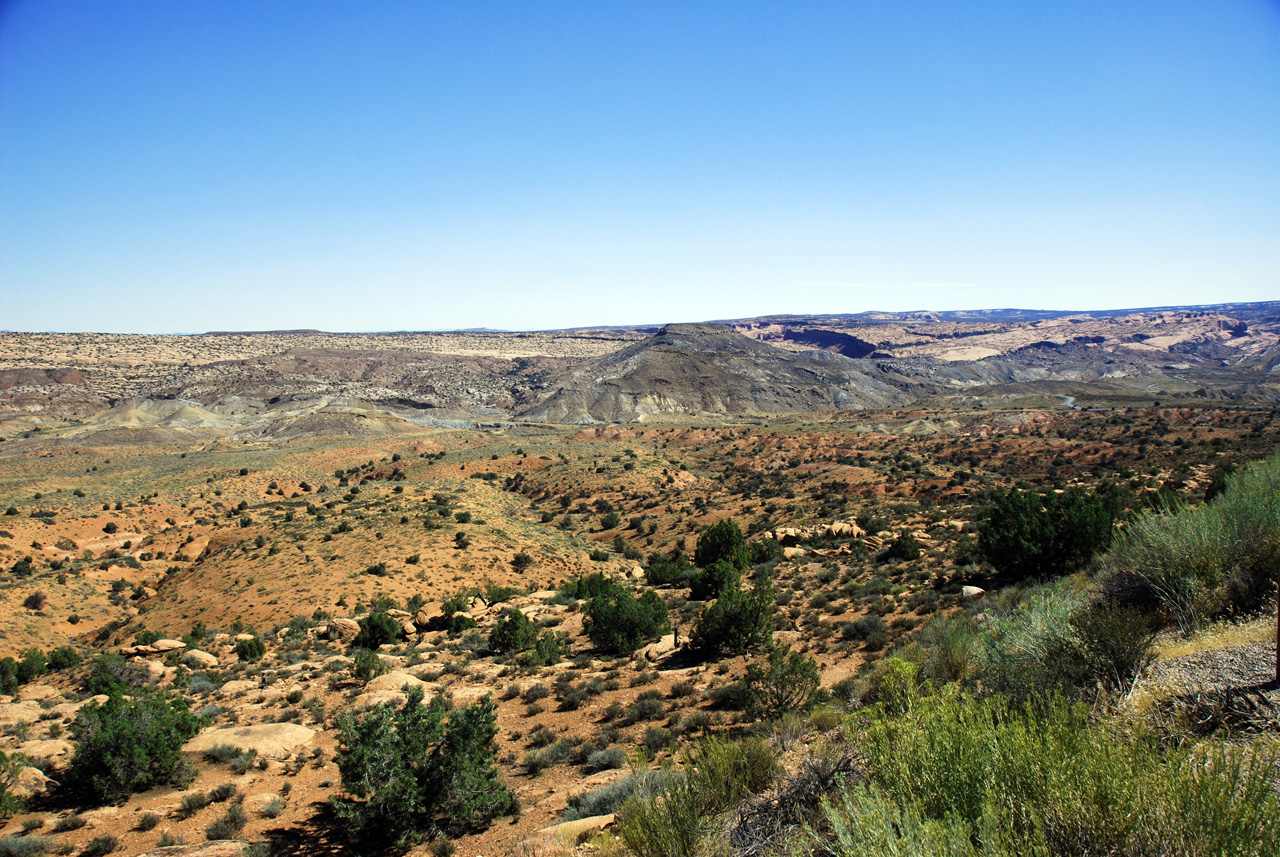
(618, 737), (778, 857)
(819, 684), (1280, 857)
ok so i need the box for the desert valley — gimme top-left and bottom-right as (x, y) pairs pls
(0, 302), (1278, 857)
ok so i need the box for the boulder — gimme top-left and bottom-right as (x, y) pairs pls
(413, 606), (436, 628)
(134, 657), (168, 683)
(234, 633), (256, 642)
(185, 723), (316, 759)
(449, 685), (494, 705)
(218, 679), (259, 696)
(183, 649), (220, 668)
(328, 617), (360, 641)
(151, 638), (186, 653)
(540, 813), (616, 839)
(364, 670), (426, 693)
(400, 620), (417, 637)
(782, 547), (807, 560)
(517, 813), (617, 855)
(638, 634), (677, 663)
(353, 690), (408, 709)
(16, 684), (61, 702)
(17, 739), (74, 770)
(774, 527), (803, 545)
(386, 609), (412, 620)
(961, 586), (986, 600)
(11, 765), (55, 799)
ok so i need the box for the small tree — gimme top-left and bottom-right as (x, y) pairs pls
(234, 636), (266, 663)
(689, 575), (774, 658)
(351, 648), (390, 684)
(352, 612), (401, 650)
(22, 591), (47, 611)
(880, 531), (922, 562)
(13, 648), (46, 684)
(489, 609), (538, 654)
(979, 487), (1119, 579)
(70, 691), (203, 802)
(333, 686), (514, 842)
(585, 584), (670, 655)
(742, 645), (824, 720)
(689, 559), (740, 601)
(695, 519), (749, 571)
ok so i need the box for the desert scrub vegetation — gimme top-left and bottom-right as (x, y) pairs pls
(332, 685), (514, 843)
(1100, 451), (1280, 639)
(584, 580), (670, 654)
(618, 736), (779, 857)
(977, 485), (1122, 579)
(808, 683), (1279, 857)
(0, 751), (22, 819)
(69, 690), (204, 802)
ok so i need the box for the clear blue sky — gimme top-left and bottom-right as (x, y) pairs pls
(2, 1), (1278, 333)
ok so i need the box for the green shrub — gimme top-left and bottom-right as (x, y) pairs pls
(81, 652), (153, 695)
(619, 737), (778, 857)
(586, 747), (628, 772)
(351, 648), (390, 684)
(204, 802), (247, 840)
(978, 487), (1121, 579)
(1101, 454), (1280, 631)
(689, 576), (774, 657)
(448, 613), (478, 635)
(46, 646), (80, 671)
(483, 582), (526, 604)
(234, 636), (265, 663)
(14, 649), (45, 684)
(134, 629), (162, 646)
(332, 685), (514, 842)
(585, 586), (670, 655)
(352, 612), (401, 650)
(489, 609), (538, 654)
(742, 645), (824, 720)
(50, 815), (85, 832)
(688, 559), (740, 601)
(69, 691), (203, 803)
(695, 519), (749, 571)
(880, 531), (922, 562)
(80, 834), (120, 856)
(969, 583), (1155, 700)
(0, 836), (51, 857)
(834, 686), (1280, 856)
(646, 557), (693, 587)
(202, 743), (243, 764)
(0, 751), (23, 819)
(563, 771), (664, 822)
(559, 572), (614, 600)
(440, 588), (475, 617)
(179, 791), (210, 818)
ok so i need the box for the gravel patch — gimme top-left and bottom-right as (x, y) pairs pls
(1152, 642), (1277, 692)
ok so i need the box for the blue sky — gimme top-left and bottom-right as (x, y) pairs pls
(1, 1), (1278, 333)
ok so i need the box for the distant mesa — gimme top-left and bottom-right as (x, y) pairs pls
(517, 323), (913, 424)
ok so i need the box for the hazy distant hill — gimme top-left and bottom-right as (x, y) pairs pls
(0, 300), (1277, 430)
(518, 323), (914, 423)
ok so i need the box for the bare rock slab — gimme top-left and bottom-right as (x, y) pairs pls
(185, 723), (316, 759)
